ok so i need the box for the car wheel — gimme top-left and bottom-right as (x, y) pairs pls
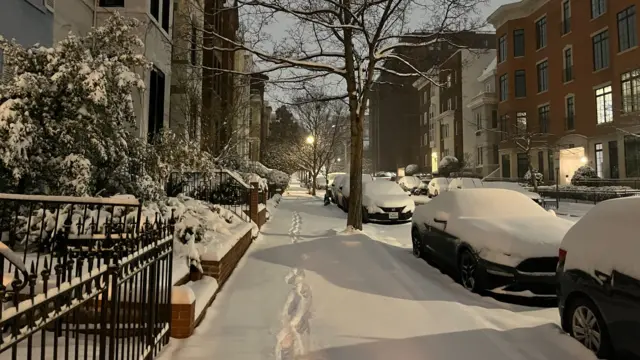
(411, 228), (423, 258)
(567, 297), (613, 359)
(458, 250), (483, 293)
(434, 190), (439, 197)
(362, 207), (370, 224)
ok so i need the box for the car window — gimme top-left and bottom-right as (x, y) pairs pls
(450, 189), (547, 217)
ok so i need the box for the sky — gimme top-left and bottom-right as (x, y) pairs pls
(261, 0), (515, 108)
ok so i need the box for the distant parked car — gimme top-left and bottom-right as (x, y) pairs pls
(411, 189), (573, 295)
(447, 177), (483, 191)
(426, 177), (451, 197)
(374, 171), (394, 181)
(315, 175), (327, 189)
(335, 174), (374, 211)
(330, 174), (348, 203)
(362, 181), (415, 223)
(557, 197), (640, 359)
(398, 175), (424, 192)
(327, 172), (345, 188)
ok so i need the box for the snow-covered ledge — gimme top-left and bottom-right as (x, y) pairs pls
(199, 226), (254, 286)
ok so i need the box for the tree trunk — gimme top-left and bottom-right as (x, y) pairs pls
(311, 172), (317, 196)
(342, 1), (363, 230)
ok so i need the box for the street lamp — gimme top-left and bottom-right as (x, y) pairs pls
(337, 158), (341, 162)
(306, 135), (315, 144)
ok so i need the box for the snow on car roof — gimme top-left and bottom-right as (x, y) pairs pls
(363, 180), (405, 195)
(418, 188), (549, 218)
(561, 197), (640, 277)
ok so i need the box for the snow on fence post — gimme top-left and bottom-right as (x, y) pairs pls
(250, 182), (260, 228)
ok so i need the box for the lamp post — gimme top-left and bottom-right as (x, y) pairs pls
(306, 135), (317, 194)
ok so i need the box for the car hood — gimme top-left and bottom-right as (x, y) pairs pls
(366, 195), (413, 208)
(449, 216), (573, 266)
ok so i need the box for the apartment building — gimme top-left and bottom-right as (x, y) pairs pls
(488, 0), (640, 182)
(54, 0), (173, 142)
(232, 50), (252, 160)
(0, 0), (53, 82)
(369, 31), (495, 173)
(248, 73), (268, 161)
(412, 49), (496, 176)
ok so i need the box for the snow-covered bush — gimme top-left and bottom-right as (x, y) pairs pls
(0, 14), (151, 197)
(267, 169), (290, 189)
(438, 156), (460, 177)
(242, 173), (268, 191)
(524, 169), (543, 185)
(571, 166), (600, 185)
(404, 164), (419, 176)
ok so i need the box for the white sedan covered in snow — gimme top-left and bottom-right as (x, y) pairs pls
(411, 188), (573, 295)
(362, 181), (415, 223)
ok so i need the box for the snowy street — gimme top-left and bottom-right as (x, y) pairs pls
(159, 185), (597, 360)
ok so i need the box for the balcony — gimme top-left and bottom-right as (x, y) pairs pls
(563, 66), (573, 83)
(467, 91), (497, 109)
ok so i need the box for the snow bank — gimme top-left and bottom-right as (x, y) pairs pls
(562, 197), (640, 278)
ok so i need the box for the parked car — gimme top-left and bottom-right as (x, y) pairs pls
(315, 175), (328, 189)
(411, 188), (573, 295)
(483, 181), (543, 206)
(374, 171), (395, 181)
(447, 177), (483, 191)
(426, 177), (451, 197)
(557, 197), (640, 359)
(335, 174), (374, 211)
(327, 172), (345, 188)
(397, 175), (424, 192)
(330, 174), (348, 203)
(362, 181), (415, 223)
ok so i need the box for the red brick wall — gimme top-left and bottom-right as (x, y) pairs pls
(200, 229), (253, 286)
(171, 302), (196, 338)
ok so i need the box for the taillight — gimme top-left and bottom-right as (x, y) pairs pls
(558, 248), (567, 262)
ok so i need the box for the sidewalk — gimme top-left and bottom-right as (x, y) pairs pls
(158, 199), (297, 360)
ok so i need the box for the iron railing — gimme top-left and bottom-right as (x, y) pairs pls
(166, 170), (251, 221)
(0, 193), (173, 360)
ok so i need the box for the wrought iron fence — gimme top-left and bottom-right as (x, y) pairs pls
(0, 194), (172, 360)
(166, 170), (251, 221)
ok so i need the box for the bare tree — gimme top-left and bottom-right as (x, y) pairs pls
(178, 0), (486, 229)
(293, 92), (349, 195)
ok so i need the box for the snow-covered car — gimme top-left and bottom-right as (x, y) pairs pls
(373, 171), (394, 181)
(557, 197), (640, 359)
(411, 188), (573, 295)
(426, 177), (450, 197)
(397, 175), (425, 192)
(362, 181), (415, 223)
(447, 177), (483, 191)
(330, 174), (348, 203)
(315, 175), (327, 189)
(483, 181), (543, 206)
(335, 174), (374, 211)
(327, 172), (345, 187)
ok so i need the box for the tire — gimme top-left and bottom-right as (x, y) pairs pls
(362, 207), (370, 223)
(566, 296), (613, 359)
(458, 249), (484, 293)
(434, 190), (439, 197)
(411, 228), (423, 258)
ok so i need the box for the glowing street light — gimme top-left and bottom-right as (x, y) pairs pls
(337, 158), (341, 162)
(306, 135), (315, 144)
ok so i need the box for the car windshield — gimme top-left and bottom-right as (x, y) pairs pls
(442, 189), (548, 217)
(364, 181), (406, 196)
(328, 173), (344, 182)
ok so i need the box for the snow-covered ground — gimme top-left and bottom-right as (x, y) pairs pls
(158, 181), (596, 360)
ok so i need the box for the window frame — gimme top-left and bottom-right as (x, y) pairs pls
(617, 5), (637, 52)
(595, 85), (613, 124)
(591, 0), (607, 19)
(563, 47), (573, 82)
(514, 69), (526, 98)
(513, 29), (525, 57)
(99, 0), (124, 6)
(536, 60), (549, 93)
(621, 69), (640, 113)
(535, 16), (547, 50)
(498, 35), (507, 63)
(562, 0), (571, 34)
(566, 95), (575, 130)
(538, 105), (550, 133)
(499, 74), (508, 101)
(592, 29), (610, 71)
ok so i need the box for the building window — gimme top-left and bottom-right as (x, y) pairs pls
(491, 110), (498, 128)
(500, 115), (508, 140)
(618, 6), (638, 52)
(515, 70), (526, 98)
(595, 143), (604, 178)
(150, 0), (160, 21)
(425, 154), (429, 167)
(99, 0), (124, 5)
(493, 144), (499, 164)
(563, 47), (573, 82)
(424, 111), (429, 125)
(516, 111), (527, 133)
(593, 30), (610, 71)
(591, 0), (606, 19)
(609, 140), (619, 178)
(595, 85), (613, 124)
(447, 98), (452, 110)
(499, 74), (508, 101)
(566, 96), (575, 130)
(538, 105), (550, 133)
(621, 69), (640, 113)
(498, 35), (507, 63)
(429, 123), (435, 143)
(537, 61), (548, 93)
(455, 120), (459, 136)
(476, 113), (482, 130)
(624, 135), (640, 177)
(562, 0), (571, 34)
(148, 67), (166, 143)
(538, 151), (545, 177)
(536, 16), (547, 49)
(548, 151), (555, 181)
(513, 29), (525, 57)
(161, 0), (171, 32)
(501, 154), (511, 178)
(477, 147), (484, 165)
(423, 133), (428, 146)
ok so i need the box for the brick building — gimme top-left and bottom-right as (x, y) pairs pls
(488, 0), (640, 182)
(369, 31), (495, 173)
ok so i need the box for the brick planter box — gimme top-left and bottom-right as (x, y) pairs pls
(200, 229), (253, 287)
(171, 302), (196, 338)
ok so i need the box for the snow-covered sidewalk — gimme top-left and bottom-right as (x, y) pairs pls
(158, 187), (597, 360)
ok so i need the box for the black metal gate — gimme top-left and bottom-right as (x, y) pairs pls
(0, 194), (173, 360)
